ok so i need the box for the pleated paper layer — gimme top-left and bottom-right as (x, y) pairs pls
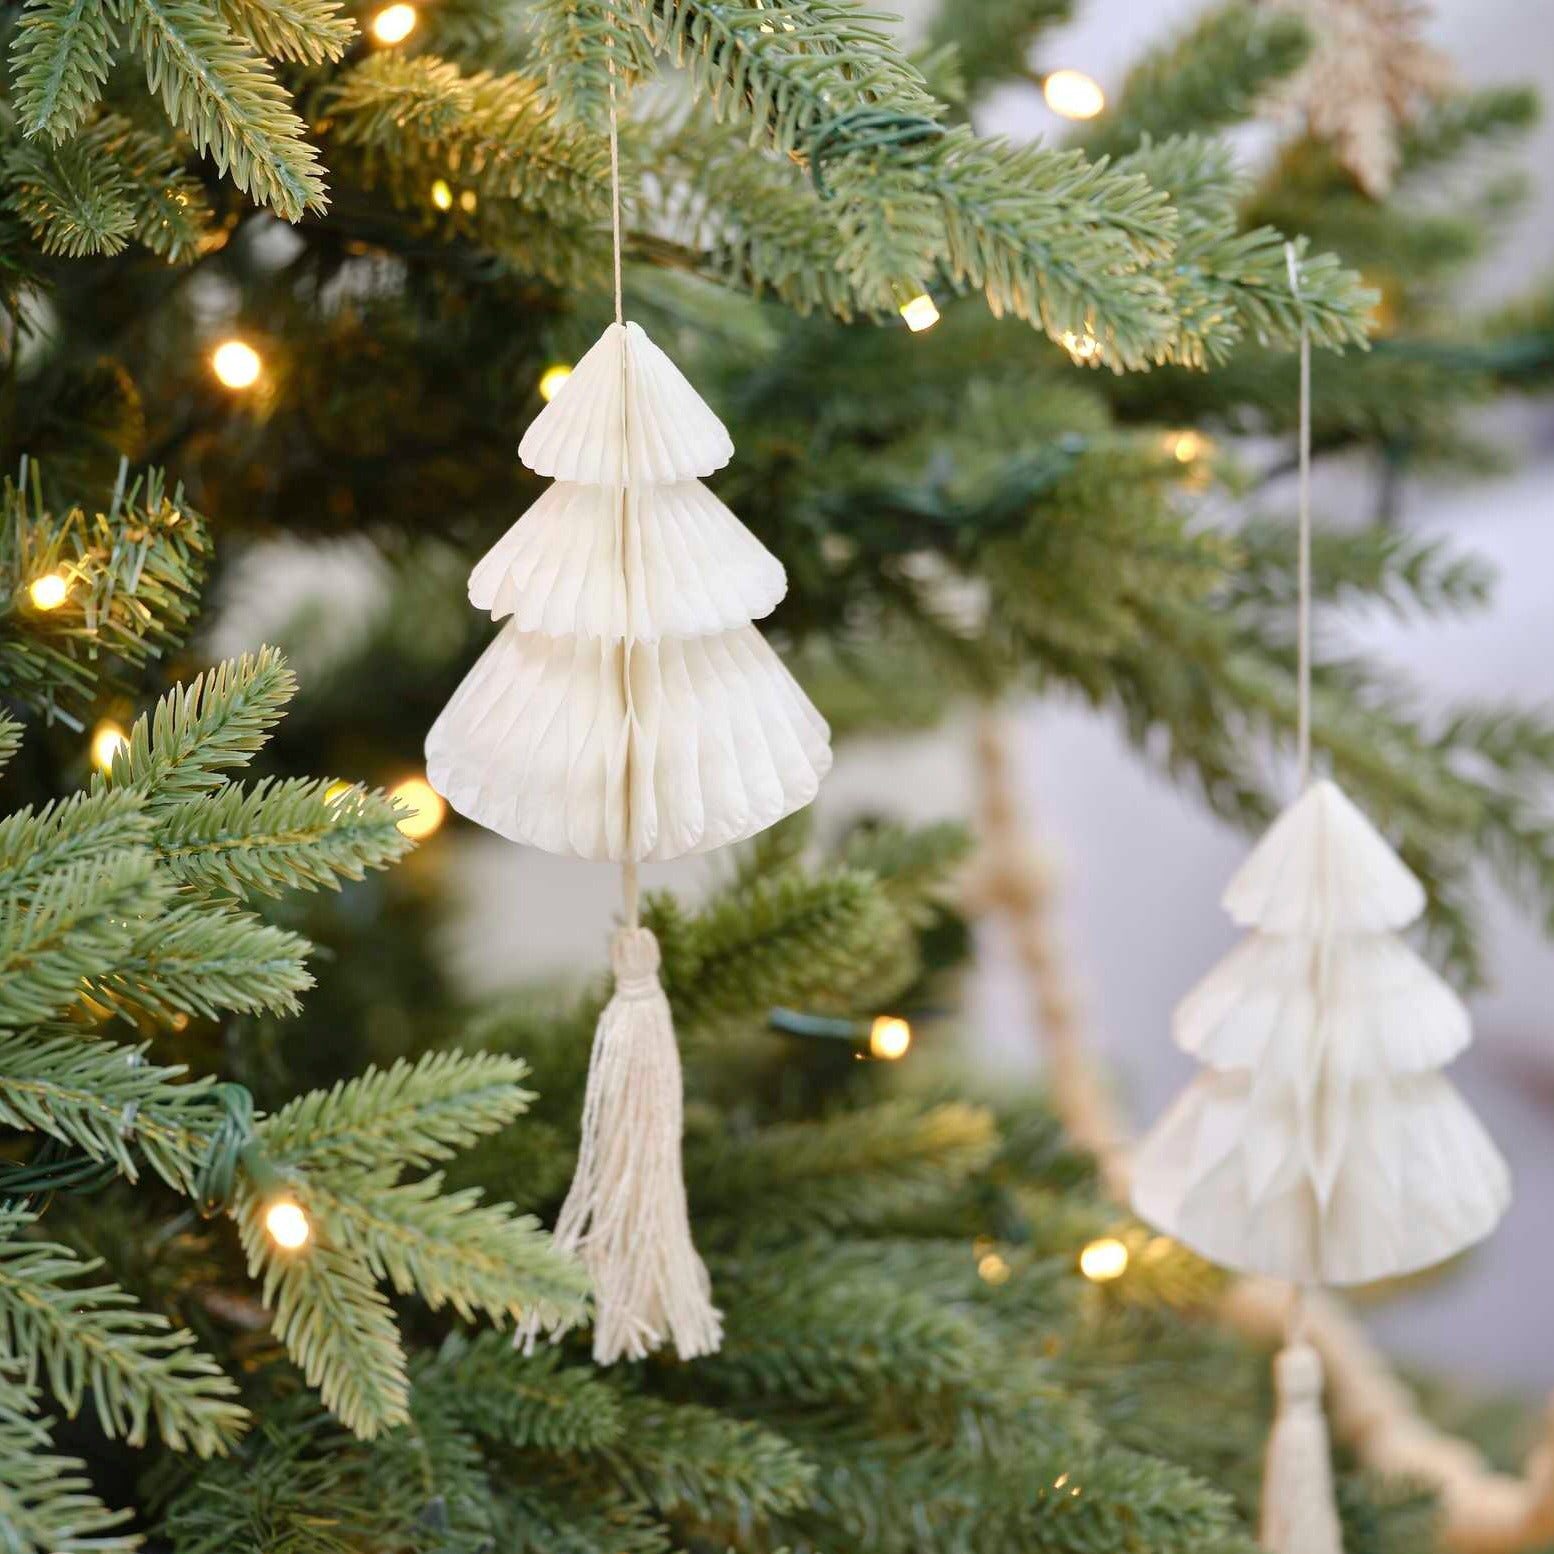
(1222, 780), (1425, 935)
(1173, 933), (1470, 1076)
(469, 481), (786, 640)
(1131, 1067), (1510, 1284)
(519, 322), (735, 486)
(425, 623), (832, 862)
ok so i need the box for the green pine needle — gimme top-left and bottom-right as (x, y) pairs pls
(120, 0), (329, 221)
(0, 1211), (248, 1455)
(104, 647), (297, 809)
(9, 0), (118, 142)
(0, 1371), (137, 1554)
(154, 776), (414, 900)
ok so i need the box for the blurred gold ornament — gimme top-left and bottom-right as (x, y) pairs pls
(1270, 0), (1452, 196)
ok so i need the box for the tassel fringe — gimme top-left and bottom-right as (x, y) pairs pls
(520, 925), (722, 1364)
(1261, 1340), (1344, 1554)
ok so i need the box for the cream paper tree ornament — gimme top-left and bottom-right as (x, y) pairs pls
(1131, 247), (1510, 1554)
(425, 266), (830, 1362)
(1132, 775), (1511, 1285)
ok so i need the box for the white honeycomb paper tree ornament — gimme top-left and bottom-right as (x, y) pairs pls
(1132, 778), (1511, 1288)
(425, 321), (831, 1363)
(1131, 246), (1510, 1554)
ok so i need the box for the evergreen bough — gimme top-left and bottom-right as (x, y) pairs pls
(0, 464), (589, 1546)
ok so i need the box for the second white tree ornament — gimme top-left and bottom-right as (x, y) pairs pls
(1131, 246), (1510, 1554)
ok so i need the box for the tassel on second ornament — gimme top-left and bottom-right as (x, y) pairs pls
(425, 321), (831, 1363)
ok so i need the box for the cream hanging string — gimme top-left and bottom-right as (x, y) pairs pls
(1288, 241), (1313, 793)
(607, 18), (635, 931)
(1251, 238), (1344, 1554)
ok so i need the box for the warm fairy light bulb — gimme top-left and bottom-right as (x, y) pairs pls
(898, 293), (940, 332)
(265, 1198), (311, 1250)
(91, 720), (128, 773)
(29, 572), (68, 609)
(1060, 329), (1101, 364)
(390, 775), (446, 839)
(458, 189), (478, 213)
(868, 1015), (912, 1060)
(430, 178), (453, 211)
(1043, 69), (1106, 121)
(371, 3), (416, 43)
(978, 1251), (1011, 1285)
(538, 363), (573, 402)
(211, 339), (262, 389)
(1168, 429), (1207, 463)
(1079, 1236), (1130, 1282)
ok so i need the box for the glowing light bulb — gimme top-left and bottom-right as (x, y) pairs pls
(538, 363), (573, 402)
(868, 1015), (912, 1060)
(1043, 69), (1105, 121)
(29, 573), (68, 610)
(91, 720), (128, 774)
(323, 780), (359, 811)
(265, 1198), (311, 1250)
(978, 1252), (1011, 1285)
(899, 293), (940, 332)
(371, 3), (416, 44)
(390, 775), (446, 839)
(1079, 1236), (1129, 1282)
(1060, 329), (1101, 365)
(1168, 429), (1207, 463)
(211, 339), (262, 389)
(430, 178), (453, 211)
(458, 189), (478, 213)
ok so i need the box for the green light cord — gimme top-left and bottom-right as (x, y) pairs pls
(806, 109), (945, 200)
(0, 1080), (286, 1218)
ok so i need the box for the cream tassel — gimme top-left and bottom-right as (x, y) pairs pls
(1262, 1334), (1344, 1554)
(523, 925), (722, 1364)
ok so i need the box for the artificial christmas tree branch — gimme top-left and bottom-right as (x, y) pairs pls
(969, 707), (1554, 1554)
